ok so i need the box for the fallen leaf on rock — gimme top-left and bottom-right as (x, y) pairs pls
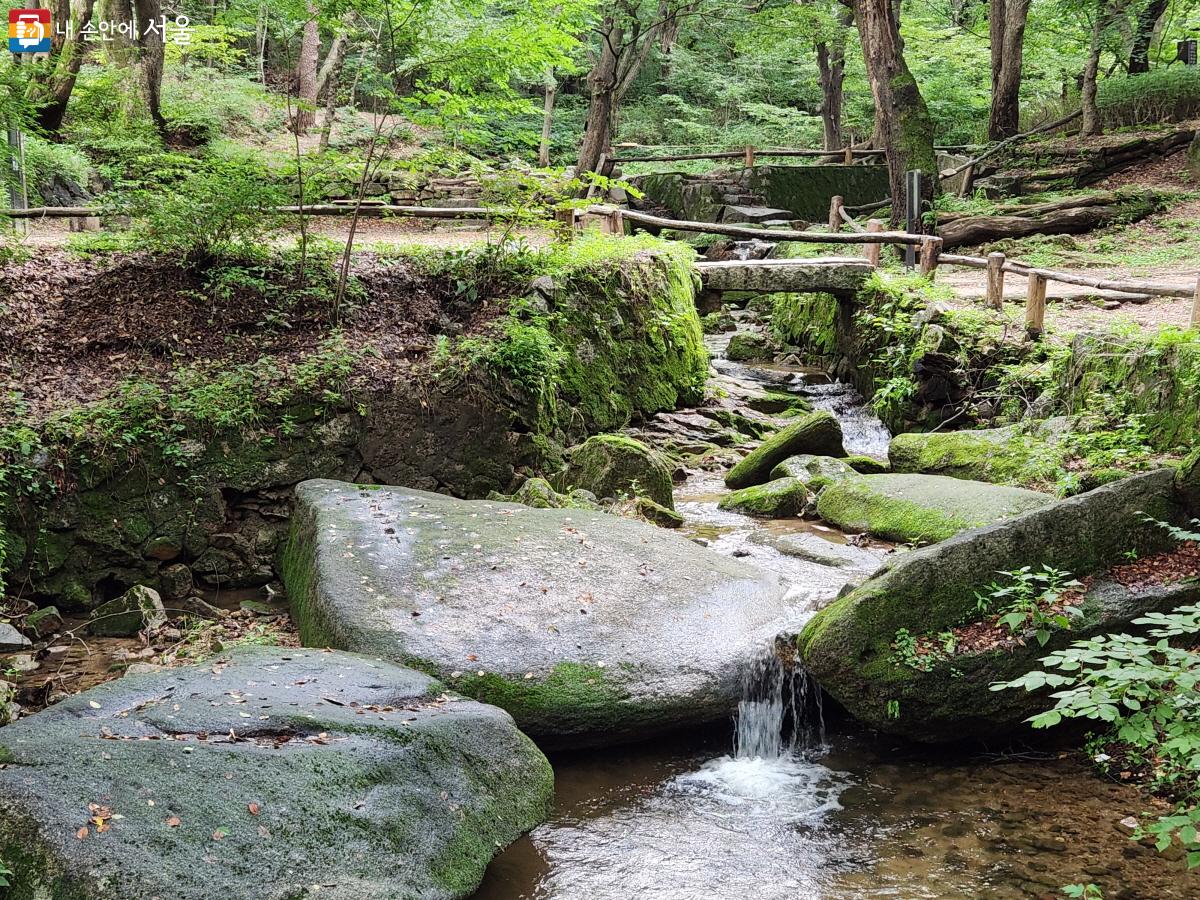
(166, 816), (181, 827)
(248, 802), (260, 816)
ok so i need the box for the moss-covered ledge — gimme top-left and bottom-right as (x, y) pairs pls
(798, 469), (1187, 743)
(1, 237), (709, 612)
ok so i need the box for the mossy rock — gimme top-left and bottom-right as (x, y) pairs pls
(561, 433), (675, 510)
(725, 411), (846, 489)
(0, 647), (552, 899)
(888, 424), (1067, 486)
(1176, 446), (1200, 514)
(634, 497), (684, 528)
(798, 470), (1188, 743)
(718, 477), (808, 518)
(505, 478), (600, 511)
(283, 480), (798, 749)
(725, 331), (774, 362)
(86, 585), (167, 637)
(815, 474), (1055, 544)
(842, 454), (890, 474)
(769, 455), (857, 491)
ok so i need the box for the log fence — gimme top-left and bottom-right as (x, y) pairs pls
(8, 198), (1197, 333)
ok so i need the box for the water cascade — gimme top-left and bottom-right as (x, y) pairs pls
(734, 638), (826, 760)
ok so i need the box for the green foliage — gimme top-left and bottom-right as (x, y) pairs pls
(20, 136), (93, 203)
(1061, 885), (1103, 899)
(121, 159), (289, 262)
(1098, 67), (1200, 128)
(974, 565), (1083, 647)
(891, 627), (956, 672)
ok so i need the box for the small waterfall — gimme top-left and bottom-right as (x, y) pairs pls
(734, 639), (825, 760)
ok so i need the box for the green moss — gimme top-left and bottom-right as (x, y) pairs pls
(816, 480), (964, 544)
(718, 477), (807, 518)
(770, 291), (840, 358)
(725, 411), (845, 488)
(560, 433), (675, 509)
(449, 663), (628, 731)
(842, 454), (889, 474)
(633, 497), (684, 528)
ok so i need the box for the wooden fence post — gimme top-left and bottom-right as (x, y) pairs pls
(1191, 275), (1200, 330)
(843, 146), (853, 165)
(986, 252), (1006, 310)
(1026, 272), (1047, 339)
(919, 236), (943, 279)
(744, 145), (756, 168)
(828, 195), (844, 232)
(865, 219), (884, 266)
(554, 206), (578, 241)
(601, 208), (625, 236)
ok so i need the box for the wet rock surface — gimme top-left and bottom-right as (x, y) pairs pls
(284, 480), (803, 748)
(0, 646), (552, 900)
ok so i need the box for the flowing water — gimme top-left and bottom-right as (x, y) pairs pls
(472, 322), (1198, 899)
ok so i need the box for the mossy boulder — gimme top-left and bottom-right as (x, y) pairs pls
(725, 331), (773, 361)
(816, 474), (1055, 544)
(888, 421), (1072, 486)
(769, 455), (857, 491)
(0, 647), (552, 899)
(718, 477), (808, 518)
(1176, 446), (1200, 513)
(842, 454), (890, 474)
(561, 434), (675, 510)
(634, 496), (684, 528)
(23, 605), (63, 638)
(86, 585), (167, 636)
(798, 470), (1188, 743)
(283, 480), (800, 749)
(725, 411), (846, 489)
(503, 478), (600, 511)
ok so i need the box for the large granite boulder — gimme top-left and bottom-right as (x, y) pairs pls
(283, 480), (800, 748)
(718, 477), (808, 518)
(815, 473), (1055, 544)
(0, 647), (552, 900)
(799, 470), (1189, 743)
(725, 411), (846, 488)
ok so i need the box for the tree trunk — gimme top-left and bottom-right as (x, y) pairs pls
(816, 40), (846, 151)
(316, 21), (351, 98)
(987, 0), (1031, 140)
(576, 18), (622, 175)
(133, 0), (167, 133)
(1128, 0), (1167, 74)
(318, 41), (346, 153)
(32, 0), (98, 134)
(853, 0), (938, 226)
(294, 5), (320, 133)
(1080, 15), (1105, 136)
(539, 72), (557, 167)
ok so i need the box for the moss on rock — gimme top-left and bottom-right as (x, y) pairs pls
(769, 455), (857, 491)
(816, 473), (1055, 544)
(725, 331), (774, 362)
(561, 433), (675, 509)
(798, 470), (1187, 743)
(725, 411), (846, 489)
(718, 477), (808, 518)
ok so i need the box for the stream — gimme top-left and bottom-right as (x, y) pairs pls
(473, 324), (1196, 899)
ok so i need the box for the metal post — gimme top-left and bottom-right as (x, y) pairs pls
(904, 169), (923, 269)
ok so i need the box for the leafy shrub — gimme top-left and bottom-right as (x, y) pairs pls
(1098, 67), (1200, 128)
(975, 565), (1084, 647)
(21, 136), (92, 202)
(995, 602), (1200, 867)
(124, 158), (289, 262)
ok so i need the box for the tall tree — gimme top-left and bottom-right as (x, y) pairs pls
(577, 0), (675, 175)
(1079, 0), (1122, 136)
(294, 3), (321, 132)
(133, 0), (167, 132)
(1128, 0), (1167, 73)
(850, 0), (938, 225)
(987, 0), (1031, 140)
(815, 7), (852, 150)
(29, 0), (98, 134)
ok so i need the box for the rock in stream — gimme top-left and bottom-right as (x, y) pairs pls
(0, 646), (552, 900)
(282, 479), (804, 749)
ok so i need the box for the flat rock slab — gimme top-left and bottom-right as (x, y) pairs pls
(284, 480), (800, 748)
(0, 646), (552, 900)
(816, 473), (1055, 544)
